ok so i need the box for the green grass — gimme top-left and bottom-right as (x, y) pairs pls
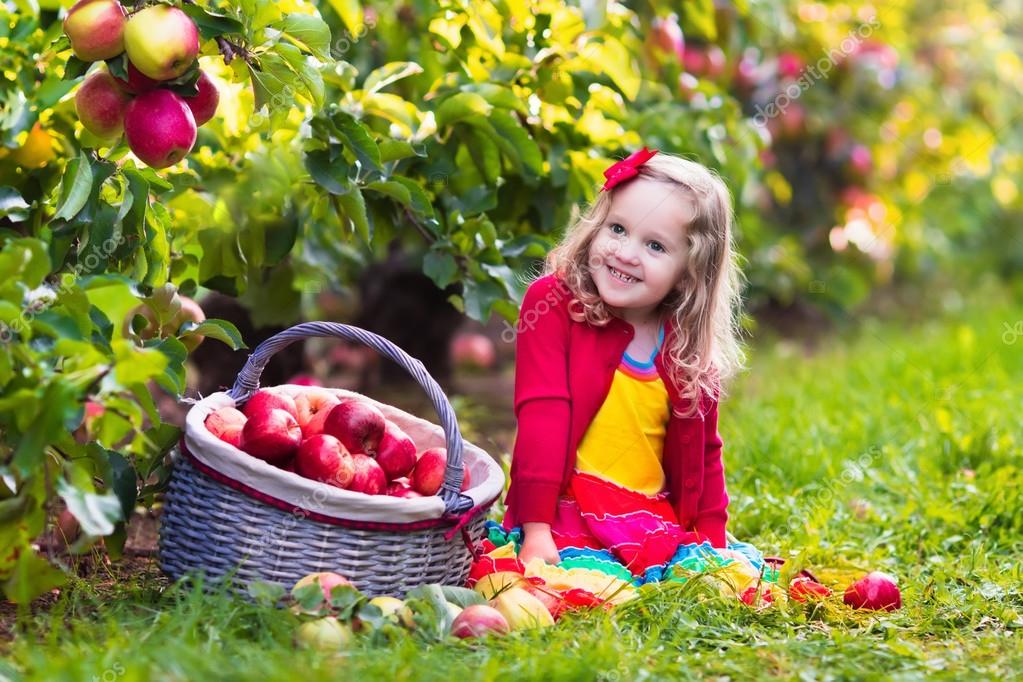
(3, 278), (1023, 681)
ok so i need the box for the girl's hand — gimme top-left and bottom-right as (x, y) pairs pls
(519, 522), (561, 565)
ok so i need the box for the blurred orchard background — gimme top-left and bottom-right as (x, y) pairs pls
(1, 0), (1023, 675)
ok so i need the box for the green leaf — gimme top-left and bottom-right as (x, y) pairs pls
(336, 187), (371, 242)
(435, 92), (493, 129)
(439, 585), (486, 608)
(364, 180), (411, 206)
(112, 340), (169, 388)
(12, 379), (79, 477)
(275, 43), (324, 110)
(461, 276), (505, 321)
(423, 250), (458, 289)
(61, 56), (89, 81)
(363, 62), (424, 95)
(178, 3), (245, 40)
(53, 151), (93, 222)
(105, 450), (138, 521)
(0, 187), (30, 222)
(305, 149), (351, 195)
(178, 318), (247, 350)
(682, 0), (718, 41)
(2, 547), (66, 604)
(326, 0), (363, 36)
(488, 109), (543, 178)
(57, 476), (123, 536)
(274, 14), (332, 62)
(330, 109), (382, 172)
(389, 176), (435, 219)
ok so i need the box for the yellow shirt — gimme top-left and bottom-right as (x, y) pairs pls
(575, 331), (670, 496)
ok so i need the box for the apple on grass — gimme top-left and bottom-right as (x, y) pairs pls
(75, 70), (131, 140)
(123, 89), (196, 169)
(295, 617), (352, 652)
(324, 399), (386, 456)
(204, 406), (246, 448)
(376, 421), (416, 481)
(63, 0), (127, 62)
(295, 434), (355, 489)
(240, 408), (301, 462)
(123, 4), (199, 81)
(450, 604), (510, 638)
(843, 571), (901, 611)
(293, 572), (353, 602)
(294, 390), (341, 439)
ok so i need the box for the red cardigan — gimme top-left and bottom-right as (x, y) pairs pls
(502, 274), (731, 548)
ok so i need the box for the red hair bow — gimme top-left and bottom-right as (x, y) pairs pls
(601, 146), (659, 192)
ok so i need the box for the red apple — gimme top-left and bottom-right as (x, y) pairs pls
(295, 434), (355, 489)
(789, 576), (832, 602)
(651, 14), (685, 64)
(739, 585), (774, 607)
(204, 406), (246, 448)
(123, 89), (196, 169)
(451, 332), (496, 370)
(450, 604), (510, 638)
(777, 51), (804, 79)
(376, 421), (417, 481)
(411, 447), (447, 496)
(240, 408), (301, 462)
(112, 60), (160, 94)
(386, 479), (422, 498)
(324, 399), (386, 456)
(181, 70), (220, 126)
(348, 454), (386, 495)
(242, 390), (299, 421)
(843, 571), (902, 611)
(288, 373), (322, 387)
(75, 70), (131, 139)
(294, 390), (341, 439)
(63, 0), (127, 62)
(293, 571), (353, 602)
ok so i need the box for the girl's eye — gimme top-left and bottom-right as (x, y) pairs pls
(648, 241), (665, 253)
(609, 223), (625, 235)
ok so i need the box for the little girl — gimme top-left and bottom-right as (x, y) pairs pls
(494, 148), (760, 585)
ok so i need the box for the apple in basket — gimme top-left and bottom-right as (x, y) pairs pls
(205, 406), (246, 448)
(241, 408), (302, 462)
(410, 448), (472, 496)
(376, 421), (417, 480)
(294, 390), (341, 439)
(242, 390), (299, 421)
(295, 434), (355, 488)
(385, 477), (422, 498)
(348, 453), (387, 495)
(324, 399), (386, 455)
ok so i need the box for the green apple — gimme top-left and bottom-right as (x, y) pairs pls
(123, 5), (200, 81)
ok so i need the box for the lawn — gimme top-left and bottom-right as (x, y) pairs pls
(2, 277), (1021, 681)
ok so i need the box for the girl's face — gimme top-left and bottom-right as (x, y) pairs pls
(587, 178), (692, 325)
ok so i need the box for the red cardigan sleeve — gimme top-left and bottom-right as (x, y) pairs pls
(508, 276), (572, 525)
(691, 397), (730, 547)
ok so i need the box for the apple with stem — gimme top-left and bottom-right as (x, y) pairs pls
(293, 390), (341, 439)
(123, 5), (199, 81)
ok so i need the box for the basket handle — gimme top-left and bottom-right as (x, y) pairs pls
(227, 321), (474, 516)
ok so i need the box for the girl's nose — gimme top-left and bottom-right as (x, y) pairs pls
(615, 235), (641, 264)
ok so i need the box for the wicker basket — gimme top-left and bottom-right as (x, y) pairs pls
(159, 322), (505, 598)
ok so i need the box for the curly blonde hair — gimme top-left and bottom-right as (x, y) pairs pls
(541, 152), (747, 415)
